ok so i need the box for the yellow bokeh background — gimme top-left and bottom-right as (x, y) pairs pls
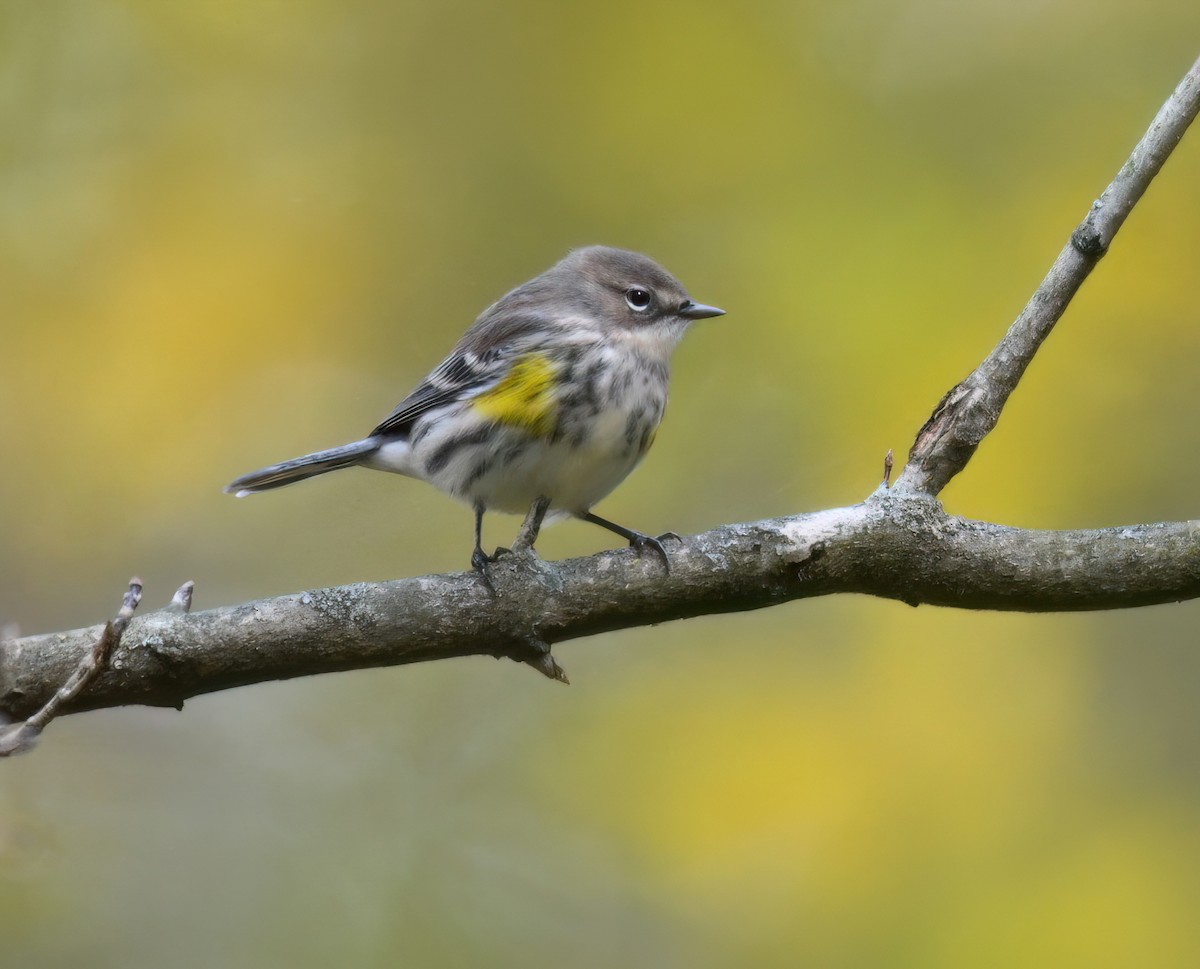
(3, 2), (1200, 966)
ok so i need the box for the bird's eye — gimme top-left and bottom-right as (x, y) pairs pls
(625, 287), (653, 311)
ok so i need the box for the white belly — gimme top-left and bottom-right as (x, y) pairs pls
(402, 393), (662, 516)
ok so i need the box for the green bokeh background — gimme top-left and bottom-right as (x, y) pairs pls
(3, 2), (1200, 966)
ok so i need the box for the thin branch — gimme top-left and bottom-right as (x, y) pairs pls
(3, 498), (1200, 720)
(0, 578), (142, 754)
(895, 55), (1200, 496)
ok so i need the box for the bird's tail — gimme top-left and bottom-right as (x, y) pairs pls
(225, 438), (381, 496)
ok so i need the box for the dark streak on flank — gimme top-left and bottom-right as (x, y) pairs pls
(424, 425), (493, 475)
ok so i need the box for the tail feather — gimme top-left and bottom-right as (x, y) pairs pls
(226, 438), (380, 496)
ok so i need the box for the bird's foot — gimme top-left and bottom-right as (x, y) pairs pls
(473, 543), (556, 596)
(471, 546), (493, 573)
(472, 545), (505, 596)
(628, 531), (683, 573)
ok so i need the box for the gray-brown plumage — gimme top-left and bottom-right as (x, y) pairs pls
(226, 246), (724, 573)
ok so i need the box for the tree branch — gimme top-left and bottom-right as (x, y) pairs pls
(2, 55), (1199, 734)
(895, 54), (1200, 496)
(3, 496), (1200, 719)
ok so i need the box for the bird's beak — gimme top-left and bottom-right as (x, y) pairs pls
(678, 300), (726, 320)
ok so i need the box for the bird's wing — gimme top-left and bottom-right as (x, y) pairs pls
(369, 349), (500, 438)
(369, 312), (547, 438)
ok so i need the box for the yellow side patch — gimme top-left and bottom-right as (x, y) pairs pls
(472, 353), (558, 436)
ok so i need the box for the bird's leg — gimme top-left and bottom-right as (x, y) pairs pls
(512, 495), (551, 553)
(477, 498), (559, 596)
(478, 496), (550, 583)
(471, 502), (493, 574)
(580, 512), (680, 572)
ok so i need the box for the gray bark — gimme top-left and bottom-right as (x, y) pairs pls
(4, 495), (1200, 720)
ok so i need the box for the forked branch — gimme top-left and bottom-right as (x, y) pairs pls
(895, 56), (1200, 496)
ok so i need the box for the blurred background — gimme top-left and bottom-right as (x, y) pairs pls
(3, 1), (1200, 966)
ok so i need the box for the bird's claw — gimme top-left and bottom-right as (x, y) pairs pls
(472, 543), (549, 597)
(629, 531), (678, 573)
(472, 547), (499, 596)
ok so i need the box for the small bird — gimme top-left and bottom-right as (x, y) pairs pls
(226, 246), (725, 574)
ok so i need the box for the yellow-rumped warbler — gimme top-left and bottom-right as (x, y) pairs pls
(226, 246), (724, 574)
